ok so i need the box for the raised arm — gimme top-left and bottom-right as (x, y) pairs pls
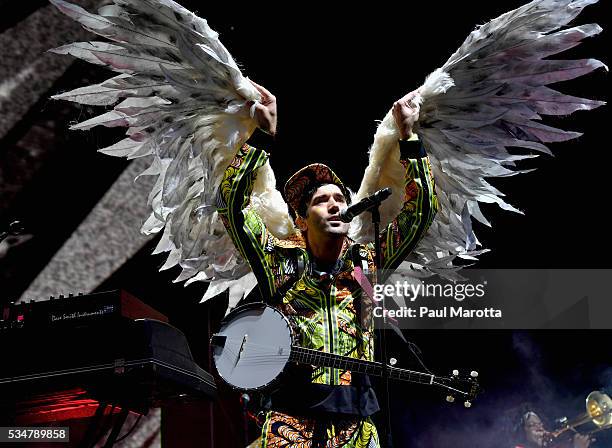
(378, 91), (439, 274)
(216, 82), (280, 300)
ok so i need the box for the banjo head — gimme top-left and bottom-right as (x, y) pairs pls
(212, 303), (292, 391)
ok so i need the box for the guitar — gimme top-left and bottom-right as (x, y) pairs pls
(211, 303), (480, 406)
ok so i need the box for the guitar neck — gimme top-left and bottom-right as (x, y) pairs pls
(289, 345), (436, 386)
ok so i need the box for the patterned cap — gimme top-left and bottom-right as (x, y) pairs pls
(284, 163), (350, 217)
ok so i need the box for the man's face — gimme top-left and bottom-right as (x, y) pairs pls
(301, 184), (350, 239)
(524, 412), (547, 447)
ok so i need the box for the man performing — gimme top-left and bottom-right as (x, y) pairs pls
(48, 0), (605, 446)
(217, 84), (437, 446)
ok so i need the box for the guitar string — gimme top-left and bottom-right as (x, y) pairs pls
(218, 340), (437, 382)
(221, 354), (445, 386)
(221, 339), (422, 374)
(221, 343), (381, 370)
(220, 340), (375, 365)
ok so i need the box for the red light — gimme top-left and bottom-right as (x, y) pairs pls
(14, 389), (124, 424)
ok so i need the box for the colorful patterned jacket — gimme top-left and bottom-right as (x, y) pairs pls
(216, 140), (438, 415)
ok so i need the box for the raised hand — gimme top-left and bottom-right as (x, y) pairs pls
(392, 89), (420, 140)
(248, 80), (278, 137)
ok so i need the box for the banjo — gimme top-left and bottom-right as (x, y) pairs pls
(211, 303), (480, 407)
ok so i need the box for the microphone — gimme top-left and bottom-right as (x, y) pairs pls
(339, 188), (392, 223)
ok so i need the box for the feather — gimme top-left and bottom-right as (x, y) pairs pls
(98, 137), (144, 157)
(49, 0), (291, 315)
(355, 0), (605, 279)
(495, 84), (605, 115)
(492, 59), (607, 85)
(49, 41), (124, 67)
(50, 0), (177, 49)
(472, 24), (603, 63)
(51, 74), (140, 106)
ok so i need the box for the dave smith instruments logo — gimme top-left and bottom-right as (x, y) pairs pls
(50, 305), (116, 322)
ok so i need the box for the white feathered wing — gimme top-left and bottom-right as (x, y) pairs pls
(350, 0), (606, 280)
(49, 0), (295, 307)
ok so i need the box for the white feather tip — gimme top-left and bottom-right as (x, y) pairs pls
(420, 69), (455, 101)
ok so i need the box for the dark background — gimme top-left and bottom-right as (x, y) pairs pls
(0, 1), (610, 447)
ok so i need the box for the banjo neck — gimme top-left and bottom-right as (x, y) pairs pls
(289, 345), (437, 386)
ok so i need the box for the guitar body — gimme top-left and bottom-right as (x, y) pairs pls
(212, 303), (293, 391)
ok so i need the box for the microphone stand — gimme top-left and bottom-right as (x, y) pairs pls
(370, 206), (393, 448)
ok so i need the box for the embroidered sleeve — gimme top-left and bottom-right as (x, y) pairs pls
(377, 140), (439, 275)
(216, 144), (278, 300)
